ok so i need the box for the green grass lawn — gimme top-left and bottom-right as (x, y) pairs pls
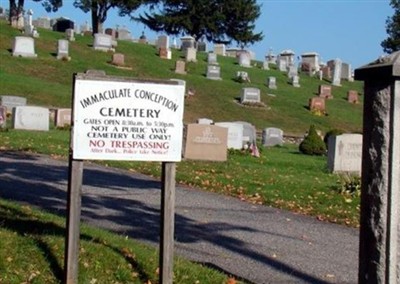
(0, 199), (237, 283)
(0, 20), (363, 135)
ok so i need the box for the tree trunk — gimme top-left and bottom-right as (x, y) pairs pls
(9, 0), (24, 27)
(91, 0), (99, 35)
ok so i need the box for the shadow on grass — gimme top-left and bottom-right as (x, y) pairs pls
(0, 202), (153, 283)
(0, 151), (339, 284)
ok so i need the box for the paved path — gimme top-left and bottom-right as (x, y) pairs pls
(0, 151), (359, 283)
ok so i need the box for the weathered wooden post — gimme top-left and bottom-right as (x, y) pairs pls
(355, 51), (400, 283)
(160, 162), (176, 284)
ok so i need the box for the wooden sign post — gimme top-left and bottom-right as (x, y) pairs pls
(160, 162), (176, 284)
(64, 71), (185, 283)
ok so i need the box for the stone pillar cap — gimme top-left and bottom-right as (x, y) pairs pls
(355, 51), (400, 80)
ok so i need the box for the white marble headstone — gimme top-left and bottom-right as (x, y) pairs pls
(12, 106), (49, 131)
(93, 33), (114, 52)
(262, 127), (284, 147)
(12, 36), (37, 57)
(206, 65), (221, 80)
(241, 88), (261, 104)
(328, 134), (362, 175)
(214, 122), (244, 150)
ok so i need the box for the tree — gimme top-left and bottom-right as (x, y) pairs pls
(9, 0), (62, 26)
(220, 0), (263, 48)
(138, 0), (222, 42)
(137, 0), (263, 46)
(73, 0), (148, 34)
(381, 0), (400, 54)
(33, 0), (63, 12)
(9, 0), (25, 26)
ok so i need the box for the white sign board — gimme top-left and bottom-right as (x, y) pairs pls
(73, 77), (185, 161)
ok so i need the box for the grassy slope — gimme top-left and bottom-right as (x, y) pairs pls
(0, 20), (363, 135)
(0, 199), (234, 283)
(0, 20), (361, 227)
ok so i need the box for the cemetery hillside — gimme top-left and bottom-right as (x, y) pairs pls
(0, 20), (363, 134)
(1, 18), (364, 230)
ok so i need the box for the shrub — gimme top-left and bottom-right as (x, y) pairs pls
(299, 125), (326, 155)
(324, 128), (344, 149)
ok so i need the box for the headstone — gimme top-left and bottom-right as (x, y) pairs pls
(214, 122), (244, 149)
(0, 95), (27, 113)
(214, 44), (226, 56)
(197, 118), (213, 125)
(318, 70), (323, 81)
(157, 35), (169, 50)
(277, 57), (287, 72)
(279, 49), (295, 66)
(265, 51), (277, 64)
(93, 33), (114, 52)
(185, 47), (197, 62)
(55, 108), (71, 127)
(171, 37), (178, 49)
(183, 124), (228, 161)
(225, 48), (239, 58)
(291, 75), (300, 87)
(35, 17), (51, 29)
(236, 71), (250, 83)
(57, 39), (70, 60)
(262, 61), (269, 70)
(301, 52), (320, 72)
(180, 36), (195, 51)
(197, 41), (207, 52)
(332, 58), (342, 86)
(81, 21), (91, 34)
(24, 9), (35, 37)
(117, 27), (132, 41)
(105, 28), (117, 39)
(321, 65), (331, 79)
(111, 53), (125, 66)
(0, 106), (6, 128)
(12, 36), (37, 58)
(238, 52), (251, 68)
(287, 64), (298, 79)
(206, 65), (221, 80)
(234, 121), (257, 146)
(318, 85), (333, 99)
(53, 18), (74, 32)
(267, 76), (277, 89)
(11, 12), (24, 29)
(65, 28), (75, 41)
(159, 47), (172, 59)
(207, 52), (218, 65)
(262, 127), (284, 147)
(240, 88), (261, 104)
(12, 106), (49, 131)
(175, 60), (186, 75)
(138, 32), (147, 44)
(0, 7), (7, 20)
(347, 90), (359, 103)
(327, 134), (362, 175)
(341, 62), (352, 80)
(309, 97), (326, 113)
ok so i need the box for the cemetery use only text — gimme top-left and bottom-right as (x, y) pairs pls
(66, 72), (184, 284)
